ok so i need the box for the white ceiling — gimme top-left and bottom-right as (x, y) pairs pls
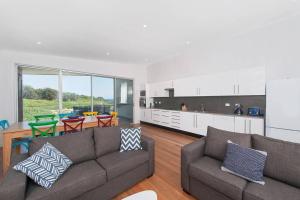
(0, 0), (299, 64)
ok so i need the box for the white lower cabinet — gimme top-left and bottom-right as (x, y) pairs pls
(196, 113), (214, 136)
(235, 116), (264, 135)
(141, 109), (265, 136)
(140, 108), (146, 122)
(170, 111), (181, 129)
(181, 112), (198, 134)
(213, 115), (235, 132)
(144, 109), (153, 123)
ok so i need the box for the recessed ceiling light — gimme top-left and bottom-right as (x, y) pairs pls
(36, 41), (42, 45)
(106, 52), (110, 56)
(143, 24), (148, 28)
(185, 41), (191, 45)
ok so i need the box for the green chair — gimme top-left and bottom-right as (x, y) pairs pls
(28, 120), (58, 138)
(34, 114), (56, 122)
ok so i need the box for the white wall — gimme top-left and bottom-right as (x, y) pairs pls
(0, 50), (147, 127)
(147, 14), (300, 82)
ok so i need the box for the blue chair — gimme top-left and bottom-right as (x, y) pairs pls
(58, 111), (79, 120)
(0, 120), (9, 129)
(0, 120), (30, 152)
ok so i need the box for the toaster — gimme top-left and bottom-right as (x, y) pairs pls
(247, 107), (262, 116)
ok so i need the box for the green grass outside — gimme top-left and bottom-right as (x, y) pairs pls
(23, 98), (113, 121)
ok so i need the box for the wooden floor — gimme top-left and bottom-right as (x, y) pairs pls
(114, 124), (197, 200)
(0, 124), (198, 200)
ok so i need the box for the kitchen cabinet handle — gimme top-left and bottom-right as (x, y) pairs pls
(198, 88), (201, 96)
(244, 120), (246, 133)
(249, 120), (252, 133)
(234, 85), (236, 94)
(193, 115), (195, 128)
(196, 115), (198, 128)
(238, 85), (240, 94)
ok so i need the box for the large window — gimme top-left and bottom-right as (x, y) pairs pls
(18, 66), (132, 122)
(62, 72), (92, 115)
(19, 67), (59, 121)
(92, 76), (114, 114)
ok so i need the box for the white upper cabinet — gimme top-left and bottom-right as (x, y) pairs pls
(235, 67), (266, 96)
(148, 81), (173, 97)
(171, 67), (266, 97)
(173, 77), (199, 97)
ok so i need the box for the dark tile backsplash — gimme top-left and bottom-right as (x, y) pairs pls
(152, 96), (266, 116)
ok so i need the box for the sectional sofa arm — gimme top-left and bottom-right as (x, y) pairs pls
(141, 135), (155, 176)
(181, 137), (206, 192)
(0, 153), (28, 200)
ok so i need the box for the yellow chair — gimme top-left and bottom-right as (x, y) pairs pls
(110, 111), (118, 119)
(83, 111), (98, 117)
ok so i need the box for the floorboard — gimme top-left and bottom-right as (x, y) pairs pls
(114, 124), (197, 200)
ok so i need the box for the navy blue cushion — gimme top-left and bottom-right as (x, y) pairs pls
(222, 140), (267, 185)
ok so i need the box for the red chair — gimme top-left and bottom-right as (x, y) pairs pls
(62, 118), (85, 134)
(96, 115), (113, 127)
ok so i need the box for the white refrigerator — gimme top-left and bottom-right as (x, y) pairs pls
(266, 78), (300, 143)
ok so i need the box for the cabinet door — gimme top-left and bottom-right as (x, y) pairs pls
(152, 109), (161, 124)
(181, 112), (197, 133)
(236, 67), (266, 95)
(213, 115), (235, 132)
(174, 77), (198, 97)
(160, 110), (171, 127)
(145, 109), (152, 123)
(196, 113), (214, 136)
(140, 109), (145, 122)
(234, 117), (247, 133)
(249, 118), (264, 135)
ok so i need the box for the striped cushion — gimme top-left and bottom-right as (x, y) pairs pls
(221, 140), (267, 185)
(120, 128), (143, 152)
(14, 142), (72, 189)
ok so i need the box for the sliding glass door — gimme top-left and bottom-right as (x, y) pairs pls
(18, 66), (133, 124)
(115, 78), (134, 123)
(92, 76), (115, 115)
(62, 71), (92, 115)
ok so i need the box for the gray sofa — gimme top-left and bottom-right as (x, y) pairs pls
(0, 127), (155, 200)
(182, 126), (300, 200)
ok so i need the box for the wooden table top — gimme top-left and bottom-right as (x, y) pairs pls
(2, 116), (118, 134)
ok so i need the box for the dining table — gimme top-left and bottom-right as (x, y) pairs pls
(1, 116), (119, 175)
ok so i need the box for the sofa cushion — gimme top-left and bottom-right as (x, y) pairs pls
(252, 134), (300, 188)
(222, 140), (267, 185)
(189, 156), (247, 200)
(120, 127), (143, 152)
(26, 160), (106, 200)
(14, 142), (73, 189)
(97, 150), (149, 181)
(29, 129), (96, 164)
(243, 177), (300, 200)
(94, 127), (121, 157)
(205, 126), (252, 161)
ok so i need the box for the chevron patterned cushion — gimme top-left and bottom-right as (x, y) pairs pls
(14, 142), (72, 189)
(120, 128), (143, 152)
(221, 140), (267, 185)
